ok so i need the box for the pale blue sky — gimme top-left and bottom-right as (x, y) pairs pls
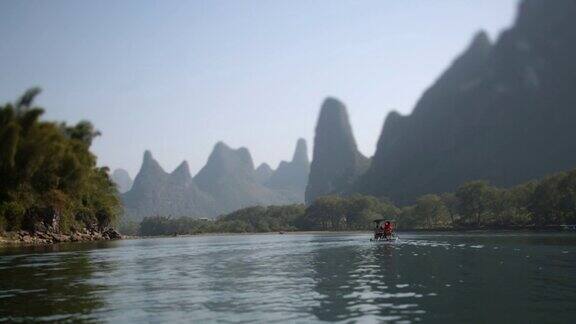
(0, 0), (518, 177)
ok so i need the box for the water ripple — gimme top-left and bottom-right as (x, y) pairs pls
(1, 232), (576, 322)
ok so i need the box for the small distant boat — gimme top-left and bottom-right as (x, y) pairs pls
(370, 219), (399, 242)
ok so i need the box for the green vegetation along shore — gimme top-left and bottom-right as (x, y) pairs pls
(132, 167), (576, 236)
(0, 89), (122, 244)
(2, 89), (575, 242)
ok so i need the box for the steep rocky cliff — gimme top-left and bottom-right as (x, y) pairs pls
(306, 98), (369, 203)
(357, 0), (576, 204)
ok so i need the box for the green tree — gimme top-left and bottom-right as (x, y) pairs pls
(558, 170), (576, 224)
(414, 194), (450, 228)
(455, 181), (493, 227)
(0, 89), (120, 233)
(528, 173), (565, 225)
(440, 192), (459, 224)
(397, 206), (418, 229)
(343, 195), (381, 229)
(493, 182), (536, 226)
(305, 196), (346, 230)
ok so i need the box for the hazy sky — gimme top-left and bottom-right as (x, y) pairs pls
(0, 0), (518, 177)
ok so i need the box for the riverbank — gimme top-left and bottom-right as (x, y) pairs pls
(0, 228), (122, 246)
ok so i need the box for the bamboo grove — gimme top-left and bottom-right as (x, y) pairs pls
(0, 89), (120, 233)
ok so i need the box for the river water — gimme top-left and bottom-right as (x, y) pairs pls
(1, 232), (575, 323)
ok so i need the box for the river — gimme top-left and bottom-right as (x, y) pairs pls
(1, 232), (575, 323)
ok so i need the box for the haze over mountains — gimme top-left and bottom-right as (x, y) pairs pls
(111, 169), (133, 193)
(267, 138), (311, 203)
(118, 0), (576, 219)
(121, 140), (310, 220)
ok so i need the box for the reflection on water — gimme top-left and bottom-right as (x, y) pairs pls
(311, 243), (403, 322)
(1, 233), (576, 322)
(0, 244), (114, 321)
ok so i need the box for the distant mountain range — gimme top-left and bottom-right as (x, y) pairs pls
(117, 0), (576, 218)
(121, 139), (309, 221)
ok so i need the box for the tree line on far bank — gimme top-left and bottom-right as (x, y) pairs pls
(133, 168), (576, 236)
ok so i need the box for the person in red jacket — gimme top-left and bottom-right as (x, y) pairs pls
(384, 221), (393, 239)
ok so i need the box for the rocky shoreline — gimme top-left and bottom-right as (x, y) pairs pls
(0, 228), (122, 246)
